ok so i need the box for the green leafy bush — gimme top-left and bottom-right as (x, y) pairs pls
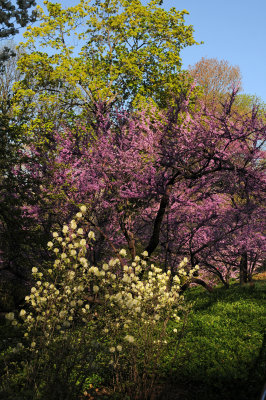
(1, 206), (197, 399)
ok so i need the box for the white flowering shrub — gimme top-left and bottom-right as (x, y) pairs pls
(4, 206), (199, 400)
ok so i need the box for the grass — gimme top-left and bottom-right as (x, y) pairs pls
(0, 280), (265, 400)
(161, 280), (266, 400)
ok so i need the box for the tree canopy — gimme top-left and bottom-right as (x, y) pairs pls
(14, 0), (198, 129)
(0, 0), (265, 295)
(23, 91), (265, 286)
(0, 0), (36, 65)
(188, 57), (242, 102)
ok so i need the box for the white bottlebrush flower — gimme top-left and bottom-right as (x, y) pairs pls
(32, 267), (38, 273)
(80, 239), (86, 246)
(59, 311), (66, 318)
(119, 249), (127, 257)
(117, 345), (122, 352)
(5, 312), (15, 321)
(52, 232), (58, 238)
(77, 228), (83, 235)
(62, 225), (68, 234)
(122, 275), (131, 283)
(68, 271), (75, 280)
(47, 241), (53, 248)
(70, 220), (77, 230)
(88, 231), (95, 240)
(102, 263), (109, 271)
(173, 275), (180, 284)
(124, 335), (135, 343)
(79, 257), (88, 267)
(93, 285), (99, 294)
(19, 309), (26, 317)
(80, 205), (87, 213)
(109, 258), (116, 267)
(76, 212), (83, 219)
(109, 347), (116, 353)
(93, 267), (100, 277)
(142, 250), (149, 257)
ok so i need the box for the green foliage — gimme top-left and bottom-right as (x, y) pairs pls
(163, 282), (266, 400)
(234, 93), (266, 120)
(1, 207), (196, 399)
(14, 0), (198, 131)
(1, 276), (265, 399)
(0, 46), (43, 284)
(0, 0), (36, 66)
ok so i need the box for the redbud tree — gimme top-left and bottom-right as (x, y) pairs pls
(24, 91), (266, 286)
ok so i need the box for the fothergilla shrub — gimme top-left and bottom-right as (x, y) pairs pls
(3, 205), (199, 400)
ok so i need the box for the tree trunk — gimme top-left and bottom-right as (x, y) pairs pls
(239, 252), (248, 285)
(181, 277), (213, 293)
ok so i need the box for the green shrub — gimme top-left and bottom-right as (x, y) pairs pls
(1, 206), (196, 400)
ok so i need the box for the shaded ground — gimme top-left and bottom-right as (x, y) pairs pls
(157, 279), (266, 400)
(1, 279), (265, 400)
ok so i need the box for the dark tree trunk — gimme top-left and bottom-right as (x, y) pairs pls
(239, 252), (248, 285)
(181, 277), (213, 293)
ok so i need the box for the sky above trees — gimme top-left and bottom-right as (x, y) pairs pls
(9, 0), (265, 103)
(163, 0), (266, 102)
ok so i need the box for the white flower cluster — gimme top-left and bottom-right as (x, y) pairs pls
(7, 205), (198, 365)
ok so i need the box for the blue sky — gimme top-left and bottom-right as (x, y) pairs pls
(163, 0), (266, 102)
(12, 0), (266, 102)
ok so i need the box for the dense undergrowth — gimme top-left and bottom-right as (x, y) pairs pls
(1, 280), (265, 400)
(163, 281), (266, 400)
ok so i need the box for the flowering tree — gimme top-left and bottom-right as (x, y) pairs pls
(23, 90), (265, 286)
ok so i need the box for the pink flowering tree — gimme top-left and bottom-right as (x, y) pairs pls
(24, 91), (266, 287)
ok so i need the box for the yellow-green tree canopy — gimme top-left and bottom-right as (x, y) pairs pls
(14, 0), (198, 125)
